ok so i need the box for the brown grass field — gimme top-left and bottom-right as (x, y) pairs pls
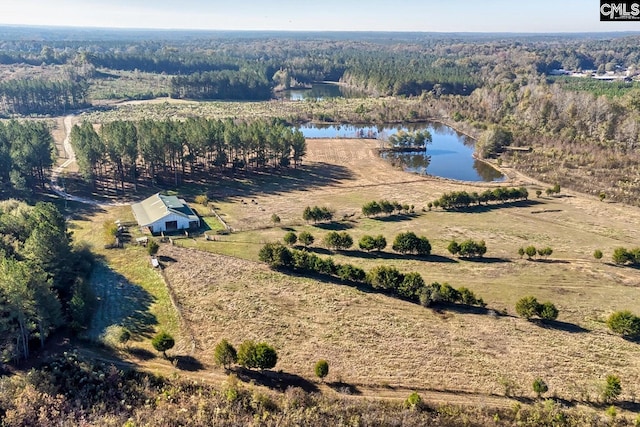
(74, 136), (640, 409)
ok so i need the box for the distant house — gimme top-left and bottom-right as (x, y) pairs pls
(131, 193), (200, 234)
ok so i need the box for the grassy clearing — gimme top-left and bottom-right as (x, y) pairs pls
(71, 205), (181, 351)
(88, 69), (172, 101)
(70, 136), (640, 410)
(154, 137), (640, 402)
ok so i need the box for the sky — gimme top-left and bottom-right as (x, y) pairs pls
(1, 0), (639, 33)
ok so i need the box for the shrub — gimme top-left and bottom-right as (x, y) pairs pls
(398, 272), (425, 301)
(525, 246), (537, 259)
(537, 247), (553, 258)
(607, 310), (640, 339)
(214, 339), (238, 370)
(392, 231), (431, 256)
(366, 265), (404, 291)
(147, 239), (160, 256)
(337, 264), (366, 282)
(195, 194), (209, 206)
(117, 328), (131, 347)
(151, 331), (175, 358)
(538, 302), (559, 320)
(314, 359), (329, 381)
(404, 392), (423, 410)
(258, 243), (292, 269)
(253, 343), (278, 370)
(270, 213), (281, 225)
(323, 231), (353, 250)
(515, 296), (540, 319)
(237, 340), (258, 369)
(458, 239), (487, 258)
(302, 206), (334, 223)
(593, 249), (603, 260)
(103, 221), (119, 245)
(516, 296), (559, 321)
(298, 231), (314, 247)
(518, 247), (525, 258)
(283, 232), (297, 246)
(602, 374), (622, 403)
(533, 378), (548, 398)
(447, 241), (460, 255)
(359, 235), (376, 251)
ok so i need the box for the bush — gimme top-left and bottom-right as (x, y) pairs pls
(147, 239), (160, 256)
(195, 194), (209, 206)
(270, 213), (281, 225)
(392, 231), (431, 256)
(298, 231), (314, 247)
(516, 296), (559, 321)
(515, 296), (540, 319)
(239, 341), (278, 370)
(404, 392), (423, 410)
(525, 246), (537, 259)
(533, 378), (548, 398)
(594, 249), (603, 260)
(151, 331), (175, 358)
(283, 232), (297, 246)
(607, 310), (640, 339)
(314, 359), (329, 381)
(398, 272), (425, 301)
(302, 206), (334, 223)
(258, 243), (292, 269)
(323, 231), (353, 250)
(602, 374), (622, 403)
(214, 339), (238, 370)
(366, 265), (404, 291)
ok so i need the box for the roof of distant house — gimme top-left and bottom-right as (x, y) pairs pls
(131, 193), (199, 226)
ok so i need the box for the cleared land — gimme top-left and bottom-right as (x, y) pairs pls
(154, 138), (640, 402)
(73, 136), (640, 406)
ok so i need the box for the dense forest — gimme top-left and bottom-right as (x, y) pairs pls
(2, 29), (640, 109)
(0, 200), (94, 363)
(0, 120), (56, 193)
(70, 118), (306, 194)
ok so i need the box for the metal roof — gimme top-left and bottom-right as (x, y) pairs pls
(131, 193), (199, 226)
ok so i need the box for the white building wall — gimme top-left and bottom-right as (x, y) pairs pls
(148, 213), (191, 233)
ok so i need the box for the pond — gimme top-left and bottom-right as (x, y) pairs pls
(277, 82), (366, 101)
(296, 122), (505, 182)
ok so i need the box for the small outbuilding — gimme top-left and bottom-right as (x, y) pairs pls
(131, 193), (200, 234)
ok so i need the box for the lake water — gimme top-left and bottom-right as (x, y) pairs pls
(296, 122), (505, 182)
(278, 83), (366, 101)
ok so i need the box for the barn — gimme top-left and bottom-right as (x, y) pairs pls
(131, 193), (200, 234)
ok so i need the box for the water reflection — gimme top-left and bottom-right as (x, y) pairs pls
(277, 83), (366, 101)
(297, 121), (504, 183)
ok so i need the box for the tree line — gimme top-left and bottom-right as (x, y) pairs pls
(0, 200), (94, 362)
(0, 77), (89, 116)
(258, 242), (485, 309)
(431, 187), (529, 210)
(0, 120), (55, 193)
(70, 118), (307, 194)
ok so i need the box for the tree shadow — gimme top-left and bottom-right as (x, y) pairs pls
(532, 259), (570, 264)
(87, 260), (158, 341)
(172, 355), (205, 371)
(313, 221), (355, 231)
(327, 380), (362, 395)
(431, 303), (495, 316)
(371, 214), (418, 223)
(334, 250), (458, 263)
(126, 347), (156, 361)
(443, 199), (543, 213)
(234, 367), (319, 393)
(460, 257), (512, 264)
(532, 319), (590, 334)
(158, 255), (178, 263)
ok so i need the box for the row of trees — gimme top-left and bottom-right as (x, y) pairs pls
(515, 296), (559, 321)
(70, 118), (307, 194)
(431, 187), (529, 210)
(447, 239), (487, 258)
(0, 77), (89, 116)
(612, 247), (640, 266)
(258, 242), (485, 308)
(0, 200), (94, 362)
(0, 120), (55, 192)
(170, 69), (272, 100)
(301, 206), (334, 223)
(361, 200), (413, 217)
(517, 246), (553, 260)
(214, 339), (278, 371)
